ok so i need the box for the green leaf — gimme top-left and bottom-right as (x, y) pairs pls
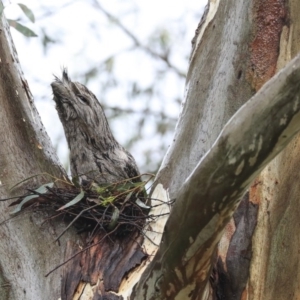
(91, 182), (109, 194)
(101, 196), (115, 206)
(116, 181), (144, 192)
(35, 182), (54, 193)
(57, 190), (85, 211)
(10, 194), (39, 215)
(108, 206), (120, 230)
(10, 182), (54, 215)
(136, 198), (150, 209)
(123, 191), (133, 203)
(7, 19), (37, 37)
(17, 3), (35, 23)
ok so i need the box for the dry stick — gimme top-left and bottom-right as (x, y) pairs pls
(45, 201), (169, 276)
(0, 195), (25, 201)
(92, 0), (186, 78)
(45, 186), (66, 202)
(87, 222), (101, 243)
(125, 221), (161, 247)
(85, 206), (110, 243)
(9, 172), (72, 191)
(114, 187), (142, 201)
(104, 104), (176, 120)
(41, 211), (66, 225)
(45, 225), (121, 277)
(54, 203), (100, 242)
(26, 188), (53, 201)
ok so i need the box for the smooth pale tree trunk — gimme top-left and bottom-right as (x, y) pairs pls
(138, 0), (300, 299)
(0, 11), (73, 300)
(133, 0), (300, 299)
(1, 0), (300, 300)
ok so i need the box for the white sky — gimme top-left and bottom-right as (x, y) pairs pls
(4, 0), (207, 173)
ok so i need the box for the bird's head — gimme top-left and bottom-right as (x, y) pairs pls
(51, 70), (102, 123)
(52, 70), (114, 138)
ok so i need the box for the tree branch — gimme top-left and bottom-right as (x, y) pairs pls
(92, 0), (186, 78)
(132, 53), (300, 298)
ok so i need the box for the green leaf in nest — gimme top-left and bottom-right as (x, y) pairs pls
(35, 182), (54, 193)
(136, 198), (150, 209)
(57, 190), (85, 211)
(123, 191), (133, 203)
(91, 183), (109, 194)
(7, 19), (37, 37)
(108, 206), (120, 230)
(17, 3), (35, 23)
(10, 182), (54, 215)
(101, 196), (116, 207)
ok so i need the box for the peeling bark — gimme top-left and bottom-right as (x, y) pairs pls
(248, 0), (288, 90)
(215, 193), (258, 300)
(143, 1), (300, 299)
(133, 53), (300, 299)
(61, 235), (146, 300)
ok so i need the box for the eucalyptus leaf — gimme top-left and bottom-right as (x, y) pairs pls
(17, 3), (35, 23)
(7, 19), (37, 37)
(108, 206), (120, 230)
(136, 198), (150, 209)
(10, 182), (54, 215)
(101, 196), (115, 206)
(57, 190), (85, 211)
(123, 191), (133, 203)
(10, 195), (38, 215)
(35, 182), (54, 193)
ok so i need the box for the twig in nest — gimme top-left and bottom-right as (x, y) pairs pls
(6, 174), (158, 238)
(54, 203), (99, 242)
(45, 225), (120, 277)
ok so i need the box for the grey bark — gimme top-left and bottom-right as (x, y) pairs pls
(0, 12), (73, 300)
(132, 0), (300, 298)
(156, 0), (254, 199)
(133, 53), (300, 299)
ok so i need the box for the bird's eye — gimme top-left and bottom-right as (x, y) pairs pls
(77, 95), (89, 105)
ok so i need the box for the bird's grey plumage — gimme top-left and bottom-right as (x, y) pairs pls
(51, 70), (140, 184)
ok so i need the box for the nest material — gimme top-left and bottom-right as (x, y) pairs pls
(9, 178), (153, 240)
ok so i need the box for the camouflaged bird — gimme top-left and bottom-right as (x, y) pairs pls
(51, 70), (140, 184)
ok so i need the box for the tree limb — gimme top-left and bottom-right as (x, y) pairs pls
(92, 0), (186, 78)
(132, 52), (300, 299)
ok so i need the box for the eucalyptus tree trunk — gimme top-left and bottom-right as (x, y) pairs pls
(133, 0), (300, 299)
(1, 0), (300, 300)
(0, 11), (71, 300)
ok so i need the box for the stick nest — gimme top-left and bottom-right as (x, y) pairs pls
(8, 176), (156, 240)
